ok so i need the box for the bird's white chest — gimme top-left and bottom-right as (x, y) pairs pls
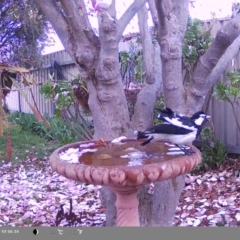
(150, 131), (197, 145)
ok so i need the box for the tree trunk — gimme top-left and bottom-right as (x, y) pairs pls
(85, 10), (133, 139)
(138, 175), (186, 226)
(131, 3), (162, 130)
(100, 175), (186, 226)
(155, 0), (189, 113)
(35, 0), (240, 227)
(100, 2), (185, 226)
(186, 14), (240, 112)
(99, 186), (117, 226)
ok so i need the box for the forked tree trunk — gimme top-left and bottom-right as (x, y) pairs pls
(100, 2), (185, 226)
(36, 0), (240, 227)
(36, 0), (187, 227)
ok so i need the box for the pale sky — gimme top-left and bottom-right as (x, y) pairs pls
(42, 0), (234, 55)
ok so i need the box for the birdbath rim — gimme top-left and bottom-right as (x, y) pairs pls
(49, 139), (201, 189)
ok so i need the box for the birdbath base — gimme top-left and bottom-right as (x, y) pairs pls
(50, 139), (201, 227)
(109, 187), (141, 226)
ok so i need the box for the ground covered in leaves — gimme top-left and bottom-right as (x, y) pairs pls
(0, 157), (239, 227)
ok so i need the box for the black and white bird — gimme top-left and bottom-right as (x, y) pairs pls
(135, 108), (210, 155)
(157, 107), (209, 138)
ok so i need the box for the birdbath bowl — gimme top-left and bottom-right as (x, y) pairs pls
(49, 139), (201, 226)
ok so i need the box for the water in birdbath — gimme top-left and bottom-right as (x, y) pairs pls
(76, 140), (185, 167)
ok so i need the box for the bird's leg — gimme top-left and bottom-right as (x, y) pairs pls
(175, 144), (195, 155)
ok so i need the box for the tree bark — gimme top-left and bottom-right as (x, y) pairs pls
(138, 175), (186, 226)
(133, 3), (183, 227)
(36, 0), (143, 140)
(101, 1), (186, 227)
(132, 3), (162, 130)
(87, 11), (132, 139)
(36, 1), (144, 225)
(116, 0), (148, 42)
(155, 0), (189, 113)
(36, 0), (240, 227)
(206, 35), (240, 89)
(99, 186), (117, 226)
(186, 14), (240, 112)
(100, 3), (163, 226)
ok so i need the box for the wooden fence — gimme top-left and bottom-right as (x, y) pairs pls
(5, 17), (240, 147)
(6, 41), (130, 116)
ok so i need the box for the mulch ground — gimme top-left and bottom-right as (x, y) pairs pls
(0, 157), (239, 227)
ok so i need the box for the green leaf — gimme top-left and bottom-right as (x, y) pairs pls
(212, 82), (228, 101)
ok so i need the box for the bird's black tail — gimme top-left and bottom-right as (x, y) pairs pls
(134, 131), (153, 146)
(134, 131), (148, 139)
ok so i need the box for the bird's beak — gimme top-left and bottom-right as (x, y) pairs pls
(203, 115), (211, 126)
(204, 115), (214, 133)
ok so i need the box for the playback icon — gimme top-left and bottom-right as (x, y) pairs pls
(33, 229), (39, 235)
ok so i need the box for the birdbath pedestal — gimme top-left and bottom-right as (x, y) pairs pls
(49, 139), (201, 226)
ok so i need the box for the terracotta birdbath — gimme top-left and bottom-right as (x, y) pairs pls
(49, 139), (201, 226)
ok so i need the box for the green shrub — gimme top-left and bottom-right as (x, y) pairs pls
(0, 125), (59, 162)
(194, 127), (227, 172)
(8, 112), (77, 144)
(213, 70), (240, 132)
(46, 117), (78, 144)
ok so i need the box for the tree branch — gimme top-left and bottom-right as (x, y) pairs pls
(60, 0), (98, 46)
(75, 0), (94, 27)
(108, 0), (116, 18)
(186, 14), (240, 111)
(138, 5), (154, 84)
(74, 0), (99, 43)
(155, 0), (188, 112)
(148, 0), (159, 27)
(174, 0), (189, 34)
(36, 0), (99, 72)
(132, 4), (162, 130)
(59, 0), (90, 43)
(154, 0), (166, 37)
(206, 35), (240, 91)
(116, 0), (147, 42)
(35, 0), (71, 52)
